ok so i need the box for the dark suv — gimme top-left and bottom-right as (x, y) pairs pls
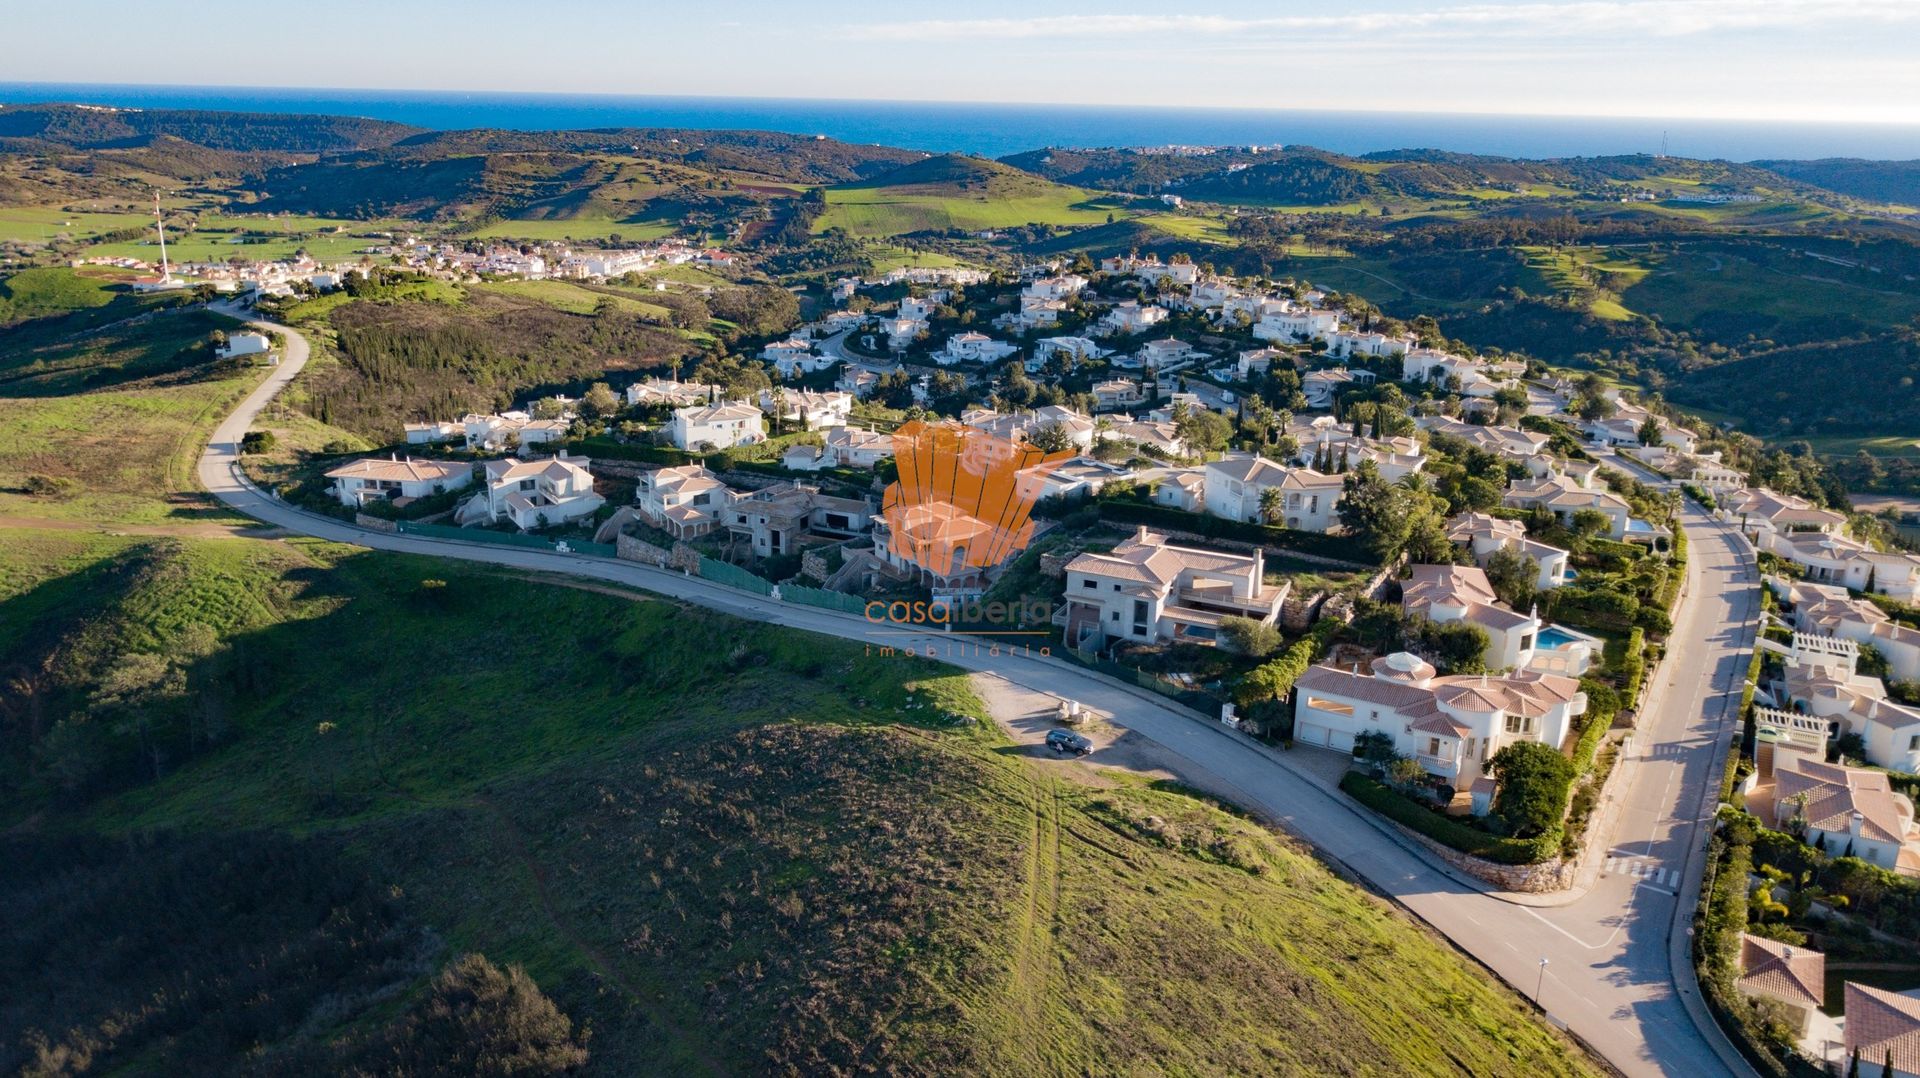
(1045, 729), (1093, 756)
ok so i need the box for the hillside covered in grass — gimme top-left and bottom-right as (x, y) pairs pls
(0, 530), (1600, 1077)
(817, 154), (1123, 237)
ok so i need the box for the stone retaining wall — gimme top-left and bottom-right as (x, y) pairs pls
(354, 513), (397, 533)
(616, 533), (670, 567)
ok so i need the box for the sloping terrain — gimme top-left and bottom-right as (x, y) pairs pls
(0, 530), (1600, 1077)
(817, 154), (1119, 236)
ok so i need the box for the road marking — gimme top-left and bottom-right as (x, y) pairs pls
(1523, 907), (1625, 951)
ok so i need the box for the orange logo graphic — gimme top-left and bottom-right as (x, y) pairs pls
(880, 420), (1074, 588)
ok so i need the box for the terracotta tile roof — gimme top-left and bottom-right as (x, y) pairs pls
(326, 457), (469, 484)
(1846, 982), (1920, 1074)
(1737, 936), (1824, 1010)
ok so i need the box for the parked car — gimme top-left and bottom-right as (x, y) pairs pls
(1045, 729), (1093, 756)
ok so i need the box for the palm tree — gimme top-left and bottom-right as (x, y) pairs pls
(1257, 486), (1286, 526)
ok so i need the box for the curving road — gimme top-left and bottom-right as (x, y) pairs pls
(200, 311), (1759, 1077)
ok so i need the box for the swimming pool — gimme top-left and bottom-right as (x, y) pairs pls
(1536, 624), (1597, 650)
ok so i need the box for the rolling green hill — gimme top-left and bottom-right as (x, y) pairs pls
(816, 154), (1123, 237)
(0, 531), (1600, 1077)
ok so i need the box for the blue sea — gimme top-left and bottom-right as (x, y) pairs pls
(4, 82), (1919, 162)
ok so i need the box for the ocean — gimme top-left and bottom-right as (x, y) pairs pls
(4, 82), (1919, 162)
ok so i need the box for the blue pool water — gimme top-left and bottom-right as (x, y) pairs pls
(1536, 625), (1590, 650)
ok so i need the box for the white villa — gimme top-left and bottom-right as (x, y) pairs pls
(1755, 742), (1920, 875)
(1203, 454), (1344, 532)
(1417, 416), (1552, 468)
(1326, 329), (1414, 359)
(1091, 379), (1145, 411)
(1446, 512), (1571, 591)
(934, 331), (1017, 366)
(1401, 564), (1543, 672)
(1503, 473), (1633, 540)
(1253, 307), (1342, 345)
(1762, 531), (1920, 604)
(1844, 983), (1920, 1077)
(1023, 274), (1088, 301)
(1302, 368), (1373, 409)
(403, 421), (464, 445)
(1101, 301), (1169, 335)
(326, 456), (473, 507)
(758, 388), (854, 430)
(636, 464), (730, 538)
(1292, 653), (1587, 790)
(465, 453), (604, 530)
(784, 425), (898, 471)
(668, 402), (766, 451)
(761, 338), (832, 376)
(1294, 431), (1426, 482)
(1236, 347), (1286, 380)
(1777, 578), (1920, 685)
(1152, 468), (1208, 512)
(1060, 527), (1288, 648)
(626, 378), (721, 409)
(1766, 635), (1920, 774)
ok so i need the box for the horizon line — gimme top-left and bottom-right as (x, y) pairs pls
(5, 79), (1920, 135)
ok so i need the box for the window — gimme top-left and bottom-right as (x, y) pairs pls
(1427, 737), (1442, 757)
(1304, 696), (1356, 717)
(1910, 734), (1920, 751)
(1081, 578), (1097, 590)
(1504, 714), (1534, 734)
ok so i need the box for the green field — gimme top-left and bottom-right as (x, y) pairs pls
(0, 203), (156, 245)
(816, 185), (1126, 237)
(476, 278), (673, 318)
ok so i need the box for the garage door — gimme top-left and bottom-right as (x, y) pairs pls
(1296, 721), (1354, 752)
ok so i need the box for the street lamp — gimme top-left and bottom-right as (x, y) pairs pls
(1535, 956), (1550, 1005)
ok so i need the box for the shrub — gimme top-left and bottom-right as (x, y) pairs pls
(1488, 741), (1575, 839)
(1340, 773), (1556, 864)
(240, 430), (278, 455)
(1218, 616), (1282, 658)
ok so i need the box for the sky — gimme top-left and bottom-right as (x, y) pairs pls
(5, 0), (1918, 124)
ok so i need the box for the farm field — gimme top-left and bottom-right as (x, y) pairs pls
(815, 185), (1125, 237)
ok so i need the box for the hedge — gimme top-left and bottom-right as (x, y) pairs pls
(1094, 498), (1378, 565)
(1339, 773), (1558, 865)
(1619, 627), (1648, 710)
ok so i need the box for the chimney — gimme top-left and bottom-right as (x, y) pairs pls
(1136, 525), (1149, 542)
(1850, 811), (1864, 837)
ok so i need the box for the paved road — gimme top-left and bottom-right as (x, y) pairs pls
(200, 312), (1757, 1077)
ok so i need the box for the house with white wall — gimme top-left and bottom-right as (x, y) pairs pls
(1060, 527), (1288, 648)
(635, 464), (731, 538)
(1777, 578), (1920, 685)
(1759, 744), (1920, 874)
(933, 331), (1017, 366)
(1503, 473), (1633, 540)
(326, 456), (473, 507)
(668, 402), (766, 451)
(1101, 301), (1169, 335)
(1445, 512), (1570, 591)
(1765, 531), (1920, 603)
(1202, 454), (1343, 531)
(1291, 653), (1586, 789)
(1401, 563), (1542, 672)
(1302, 368), (1373, 409)
(465, 453), (604, 530)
